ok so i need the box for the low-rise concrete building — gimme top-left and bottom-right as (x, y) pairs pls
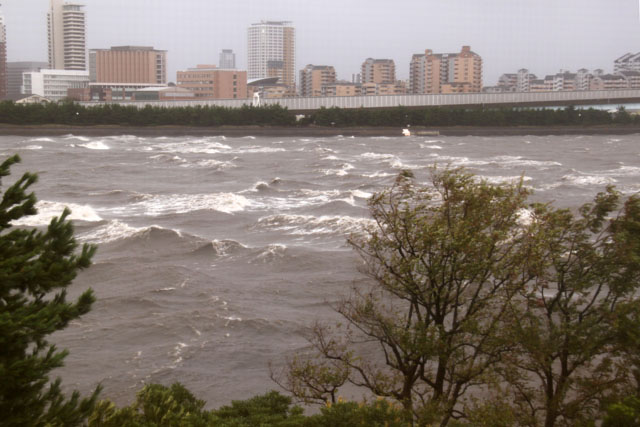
(22, 69), (89, 101)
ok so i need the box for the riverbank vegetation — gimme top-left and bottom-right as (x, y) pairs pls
(0, 99), (637, 128)
(2, 155), (640, 426)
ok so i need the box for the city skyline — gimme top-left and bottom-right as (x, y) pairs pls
(0, 0), (639, 86)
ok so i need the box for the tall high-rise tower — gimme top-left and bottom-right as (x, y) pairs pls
(247, 21), (295, 93)
(0, 8), (7, 99)
(219, 49), (236, 69)
(47, 0), (87, 70)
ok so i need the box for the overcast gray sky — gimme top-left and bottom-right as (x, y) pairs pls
(2, 0), (639, 85)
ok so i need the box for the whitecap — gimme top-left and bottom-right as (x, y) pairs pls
(233, 146), (286, 154)
(64, 135), (90, 142)
(28, 137), (54, 142)
(128, 193), (253, 216)
(12, 200), (102, 226)
(361, 152), (395, 160)
(351, 190), (373, 199)
(362, 171), (393, 178)
(254, 214), (375, 236)
(78, 220), (144, 243)
(79, 141), (110, 150)
(561, 174), (617, 186)
(23, 145), (43, 150)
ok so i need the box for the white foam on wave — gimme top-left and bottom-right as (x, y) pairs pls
(193, 159), (236, 169)
(131, 192), (253, 215)
(351, 190), (372, 199)
(478, 175), (533, 185)
(423, 145), (443, 150)
(153, 140), (231, 154)
(79, 141), (110, 150)
(232, 146), (286, 154)
(595, 165), (640, 177)
(23, 145), (43, 150)
(12, 200), (102, 226)
(255, 214), (375, 236)
(361, 152), (396, 160)
(362, 171), (393, 178)
(322, 163), (354, 176)
(561, 173), (617, 186)
(490, 155), (562, 168)
(28, 137), (54, 142)
(64, 135), (90, 142)
(252, 244), (287, 263)
(78, 220), (145, 243)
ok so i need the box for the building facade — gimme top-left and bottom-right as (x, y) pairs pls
(299, 65), (336, 97)
(47, 0), (87, 70)
(322, 82), (361, 97)
(7, 62), (49, 99)
(177, 65), (247, 99)
(219, 49), (236, 69)
(22, 69), (89, 101)
(90, 46), (167, 84)
(614, 52), (640, 73)
(247, 21), (295, 95)
(0, 10), (6, 99)
(410, 46), (482, 94)
(361, 58), (395, 84)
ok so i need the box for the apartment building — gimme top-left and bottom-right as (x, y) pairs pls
(247, 21), (295, 95)
(176, 65), (247, 99)
(322, 82), (361, 97)
(47, 0), (87, 70)
(361, 82), (406, 96)
(410, 46), (482, 94)
(361, 58), (395, 84)
(299, 65), (336, 97)
(614, 52), (640, 73)
(90, 46), (167, 84)
(590, 73), (629, 90)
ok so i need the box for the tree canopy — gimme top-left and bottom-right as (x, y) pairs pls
(274, 167), (640, 426)
(0, 154), (100, 426)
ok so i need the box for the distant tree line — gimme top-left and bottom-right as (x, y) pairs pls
(0, 100), (637, 128)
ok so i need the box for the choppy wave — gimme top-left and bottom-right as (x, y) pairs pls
(79, 141), (110, 150)
(254, 214), (374, 236)
(78, 220), (145, 243)
(12, 200), (102, 226)
(561, 173), (617, 186)
(115, 193), (253, 216)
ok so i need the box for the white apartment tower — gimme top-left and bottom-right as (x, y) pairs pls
(247, 21), (295, 93)
(47, 0), (87, 70)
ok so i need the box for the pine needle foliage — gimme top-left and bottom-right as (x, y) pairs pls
(0, 154), (99, 426)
